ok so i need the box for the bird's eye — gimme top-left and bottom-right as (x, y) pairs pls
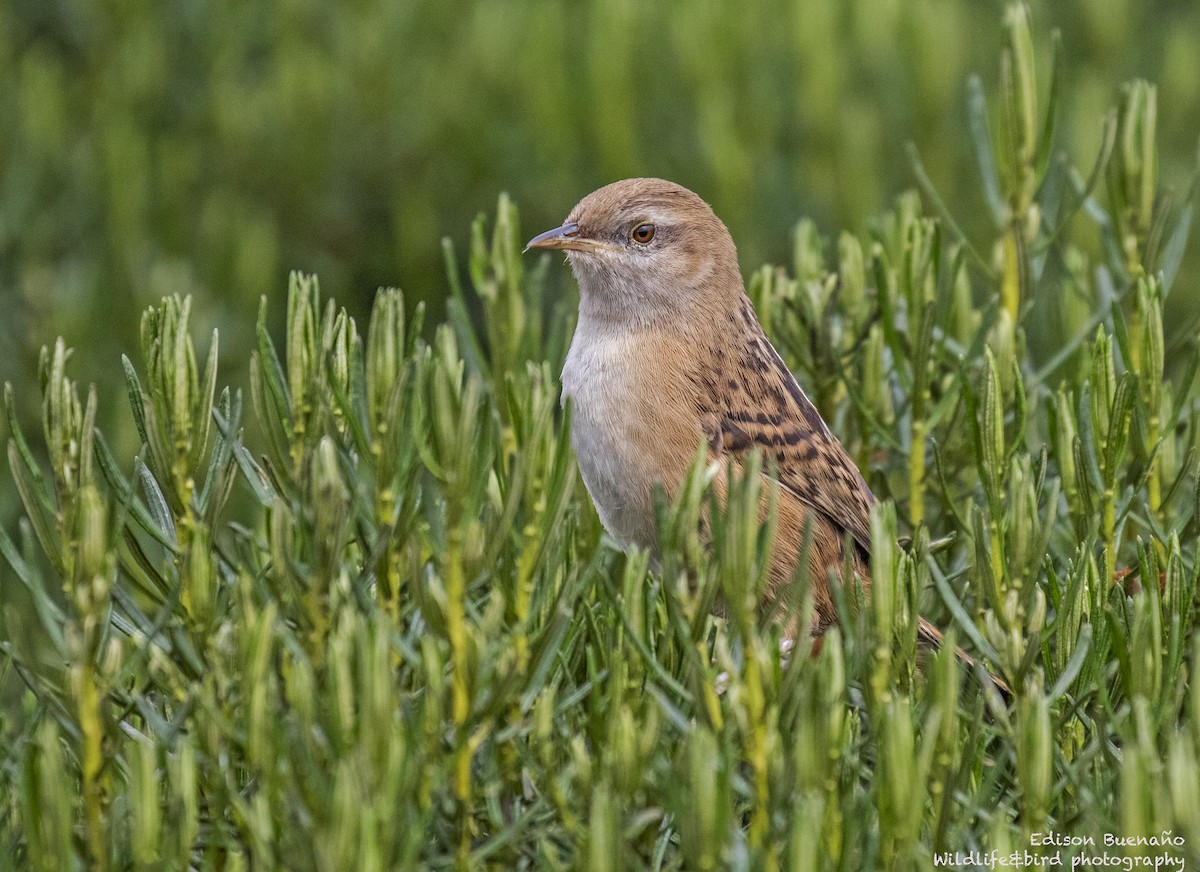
(631, 223), (656, 244)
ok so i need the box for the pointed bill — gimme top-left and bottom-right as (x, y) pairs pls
(524, 222), (605, 253)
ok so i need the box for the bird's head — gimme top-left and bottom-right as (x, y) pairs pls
(526, 178), (743, 326)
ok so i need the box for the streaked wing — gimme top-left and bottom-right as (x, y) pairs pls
(707, 298), (876, 555)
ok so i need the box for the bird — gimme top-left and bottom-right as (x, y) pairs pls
(525, 177), (989, 677)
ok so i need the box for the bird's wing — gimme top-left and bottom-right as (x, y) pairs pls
(706, 302), (876, 556)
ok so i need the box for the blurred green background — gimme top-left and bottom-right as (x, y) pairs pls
(2, 0), (1198, 468)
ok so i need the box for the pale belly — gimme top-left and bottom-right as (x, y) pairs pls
(561, 329), (692, 551)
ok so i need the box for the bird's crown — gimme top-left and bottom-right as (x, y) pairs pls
(527, 178), (742, 324)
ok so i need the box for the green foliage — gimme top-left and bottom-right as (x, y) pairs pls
(3, 0), (1200, 477)
(1, 4), (1200, 870)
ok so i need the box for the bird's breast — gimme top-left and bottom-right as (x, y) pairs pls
(561, 325), (702, 551)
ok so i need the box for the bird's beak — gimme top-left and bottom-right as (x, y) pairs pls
(524, 222), (603, 253)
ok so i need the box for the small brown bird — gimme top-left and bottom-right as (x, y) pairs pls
(526, 178), (951, 653)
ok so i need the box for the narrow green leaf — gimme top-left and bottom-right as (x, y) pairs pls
(967, 75), (1007, 227)
(1159, 203), (1193, 295)
(1033, 30), (1063, 178)
(6, 441), (62, 572)
(1048, 623), (1092, 703)
(136, 459), (177, 545)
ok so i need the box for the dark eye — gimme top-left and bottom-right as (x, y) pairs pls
(631, 223), (656, 244)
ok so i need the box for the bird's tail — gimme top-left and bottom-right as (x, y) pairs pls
(918, 617), (1011, 697)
